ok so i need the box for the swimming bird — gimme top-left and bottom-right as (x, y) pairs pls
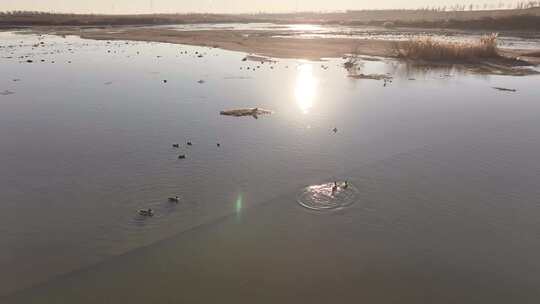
(333, 127), (338, 133)
(178, 154), (186, 159)
(138, 209), (154, 216)
(186, 141), (192, 146)
(168, 196), (180, 203)
(217, 143), (221, 147)
(172, 143), (180, 148)
(331, 181), (338, 195)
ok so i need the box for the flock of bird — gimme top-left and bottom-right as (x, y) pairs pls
(137, 140), (221, 217)
(137, 125), (338, 217)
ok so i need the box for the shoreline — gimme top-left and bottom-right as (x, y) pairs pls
(20, 26), (540, 76)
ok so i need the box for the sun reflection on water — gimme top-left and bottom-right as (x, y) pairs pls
(295, 63), (318, 114)
(288, 24), (323, 32)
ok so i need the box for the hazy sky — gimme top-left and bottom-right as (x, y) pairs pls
(1, 0), (517, 14)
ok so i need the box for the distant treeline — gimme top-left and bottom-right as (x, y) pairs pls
(1, 8), (540, 30)
(0, 12), (260, 27)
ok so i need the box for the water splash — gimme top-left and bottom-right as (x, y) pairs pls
(297, 181), (358, 211)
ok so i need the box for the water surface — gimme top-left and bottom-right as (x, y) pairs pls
(1, 31), (540, 302)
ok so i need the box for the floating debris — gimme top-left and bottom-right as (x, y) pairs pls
(104, 81), (113, 85)
(348, 73), (392, 81)
(243, 55), (275, 63)
(492, 87), (517, 92)
(220, 107), (273, 119)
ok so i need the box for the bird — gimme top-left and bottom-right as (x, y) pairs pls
(333, 127), (338, 133)
(178, 154), (186, 159)
(168, 196), (180, 203)
(138, 209), (154, 216)
(186, 141), (192, 146)
(172, 143), (179, 148)
(217, 143), (221, 147)
(331, 182), (338, 195)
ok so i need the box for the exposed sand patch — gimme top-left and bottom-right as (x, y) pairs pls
(26, 26), (540, 75)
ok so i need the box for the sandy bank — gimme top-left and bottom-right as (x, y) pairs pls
(28, 26), (540, 75)
(50, 27), (396, 60)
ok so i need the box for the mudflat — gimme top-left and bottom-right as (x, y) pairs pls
(25, 26), (540, 75)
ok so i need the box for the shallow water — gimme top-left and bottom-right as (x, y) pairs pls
(1, 31), (540, 301)
(159, 22), (540, 49)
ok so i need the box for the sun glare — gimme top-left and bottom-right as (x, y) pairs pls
(294, 63), (317, 114)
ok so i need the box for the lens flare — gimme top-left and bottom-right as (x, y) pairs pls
(235, 193), (243, 215)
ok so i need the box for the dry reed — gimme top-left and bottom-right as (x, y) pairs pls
(395, 33), (499, 61)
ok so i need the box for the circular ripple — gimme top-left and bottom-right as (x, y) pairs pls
(297, 181), (358, 211)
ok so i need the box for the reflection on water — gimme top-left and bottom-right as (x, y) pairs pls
(287, 24), (323, 32)
(2, 30), (540, 300)
(297, 181), (358, 211)
(294, 63), (317, 114)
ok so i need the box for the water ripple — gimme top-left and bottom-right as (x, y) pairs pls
(297, 181), (358, 211)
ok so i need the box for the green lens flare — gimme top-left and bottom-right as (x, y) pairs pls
(235, 194), (243, 215)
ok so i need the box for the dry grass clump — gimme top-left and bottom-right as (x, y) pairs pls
(344, 44), (361, 70)
(395, 33), (499, 61)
